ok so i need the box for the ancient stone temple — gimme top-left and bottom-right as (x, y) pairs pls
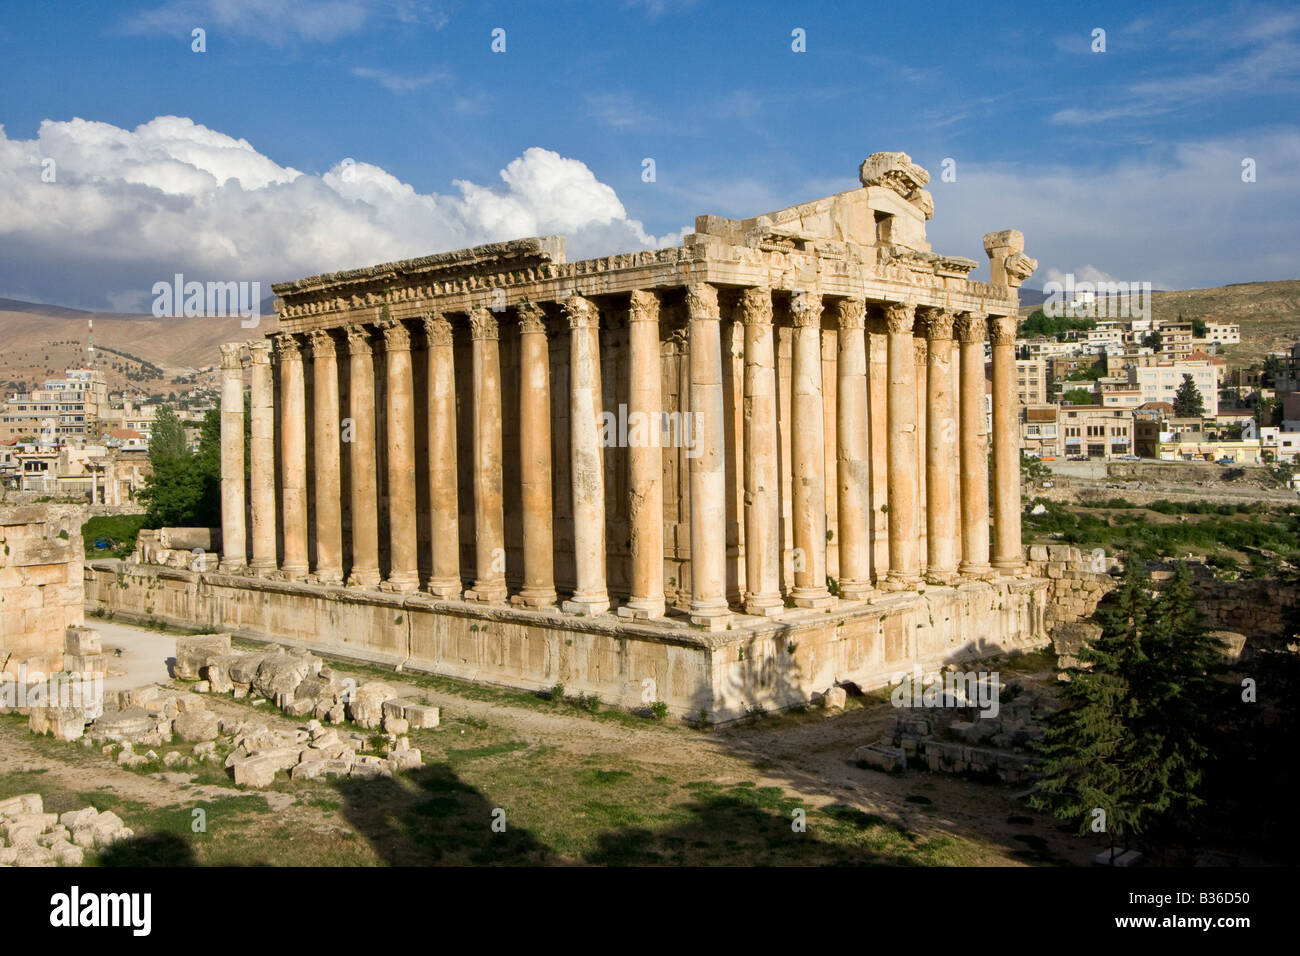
(89, 152), (1049, 719)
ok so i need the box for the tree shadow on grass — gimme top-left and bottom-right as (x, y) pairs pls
(97, 832), (197, 867)
(332, 762), (553, 865)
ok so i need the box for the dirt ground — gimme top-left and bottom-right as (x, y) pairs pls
(0, 627), (1103, 867)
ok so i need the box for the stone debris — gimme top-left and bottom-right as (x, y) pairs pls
(0, 794), (132, 867)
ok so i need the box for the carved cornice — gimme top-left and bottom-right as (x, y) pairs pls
(988, 313), (1019, 347)
(628, 289), (660, 324)
(953, 311), (988, 344)
(836, 298), (866, 330)
(882, 301), (917, 335)
(219, 342), (244, 370)
(564, 294), (599, 330)
(789, 290), (821, 328)
(738, 286), (772, 326)
(469, 307), (498, 340)
(516, 299), (547, 334)
(685, 282), (719, 319)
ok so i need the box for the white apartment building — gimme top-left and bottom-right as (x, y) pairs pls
(1204, 322), (1240, 345)
(1133, 359), (1220, 417)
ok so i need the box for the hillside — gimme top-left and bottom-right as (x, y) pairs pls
(1018, 279), (1300, 367)
(0, 298), (273, 395)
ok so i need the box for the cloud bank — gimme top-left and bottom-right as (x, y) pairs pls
(0, 116), (684, 311)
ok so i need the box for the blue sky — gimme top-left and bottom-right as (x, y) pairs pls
(1, 0), (1298, 310)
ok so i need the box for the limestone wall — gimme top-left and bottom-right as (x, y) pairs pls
(87, 560), (1049, 722)
(0, 505), (86, 674)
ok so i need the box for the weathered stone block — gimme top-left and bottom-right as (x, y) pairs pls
(174, 633), (231, 680)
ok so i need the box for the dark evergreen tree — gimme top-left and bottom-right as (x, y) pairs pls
(1173, 374), (1205, 417)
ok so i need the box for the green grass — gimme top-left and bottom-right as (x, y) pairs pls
(82, 513), (149, 560)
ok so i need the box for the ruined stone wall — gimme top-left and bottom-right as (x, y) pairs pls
(0, 504), (86, 674)
(1026, 544), (1298, 643)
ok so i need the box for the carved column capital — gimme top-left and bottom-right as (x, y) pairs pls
(738, 287), (773, 326)
(563, 293), (599, 329)
(685, 282), (719, 319)
(422, 314), (453, 347)
(381, 320), (411, 351)
(469, 307), (498, 340)
(272, 333), (302, 363)
(219, 341), (244, 369)
(883, 301), (917, 334)
(344, 324), (372, 354)
(790, 290), (822, 328)
(835, 298), (866, 330)
(912, 335), (928, 366)
(516, 300), (547, 334)
(922, 308), (955, 341)
(628, 289), (660, 323)
(988, 313), (1019, 347)
(953, 311), (988, 343)
(307, 329), (336, 357)
(246, 339), (271, 365)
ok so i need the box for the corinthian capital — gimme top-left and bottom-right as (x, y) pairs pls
(272, 334), (302, 363)
(563, 294), (598, 330)
(685, 282), (719, 319)
(789, 290), (821, 328)
(468, 307), (498, 340)
(246, 339), (271, 366)
(628, 289), (660, 324)
(920, 307), (955, 341)
(219, 341), (244, 370)
(738, 287), (772, 326)
(988, 313), (1019, 347)
(835, 298), (866, 330)
(422, 314), (453, 347)
(381, 320), (411, 350)
(953, 312), (988, 344)
(882, 301), (917, 334)
(307, 329), (336, 358)
(516, 300), (547, 334)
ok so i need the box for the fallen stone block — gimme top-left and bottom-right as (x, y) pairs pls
(174, 634), (232, 680)
(852, 743), (907, 772)
(821, 686), (847, 710)
(383, 715), (409, 735)
(0, 793), (43, 817)
(387, 748), (422, 773)
(64, 626), (102, 657)
(349, 682), (397, 730)
(233, 754), (283, 788)
(173, 709), (220, 742)
(401, 702), (439, 729)
(29, 705), (88, 741)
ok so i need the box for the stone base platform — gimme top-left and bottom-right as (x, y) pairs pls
(86, 561), (1049, 723)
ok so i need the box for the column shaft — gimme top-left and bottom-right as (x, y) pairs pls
(423, 316), (461, 598)
(686, 283), (731, 627)
(464, 307), (508, 602)
(219, 342), (246, 571)
(620, 291), (666, 619)
(867, 316), (890, 583)
(835, 298), (872, 600)
(885, 303), (920, 588)
(562, 295), (609, 615)
(790, 291), (834, 608)
(382, 321), (419, 591)
(924, 309), (958, 582)
(309, 330), (343, 584)
(345, 326), (380, 587)
(956, 313), (992, 576)
(514, 303), (557, 607)
(990, 313), (1023, 571)
(276, 335), (309, 578)
(740, 287), (783, 616)
(247, 340), (277, 573)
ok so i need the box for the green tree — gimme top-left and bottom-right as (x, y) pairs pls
(1190, 317), (1207, 338)
(1063, 387), (1094, 406)
(1143, 329), (1163, 351)
(137, 407), (221, 527)
(1173, 374), (1205, 417)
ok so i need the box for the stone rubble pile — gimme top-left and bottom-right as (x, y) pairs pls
(852, 679), (1057, 784)
(225, 718), (423, 788)
(0, 793), (133, 867)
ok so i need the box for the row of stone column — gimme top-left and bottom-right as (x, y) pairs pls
(217, 288), (1023, 627)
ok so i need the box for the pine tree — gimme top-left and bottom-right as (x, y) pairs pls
(1173, 374), (1205, 417)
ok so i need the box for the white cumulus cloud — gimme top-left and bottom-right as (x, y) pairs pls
(0, 116), (685, 311)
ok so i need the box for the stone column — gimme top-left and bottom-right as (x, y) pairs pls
(247, 340), (277, 575)
(955, 312), (992, 577)
(989, 313), (1023, 572)
(219, 342), (246, 572)
(513, 302), (557, 608)
(914, 331), (928, 574)
(867, 314), (890, 583)
(619, 290), (665, 619)
(835, 298), (872, 600)
(739, 287), (783, 616)
(275, 335), (309, 579)
(423, 315), (461, 599)
(686, 282), (731, 627)
(790, 290), (834, 608)
(922, 308), (958, 583)
(463, 307), (508, 603)
(884, 302), (920, 589)
(308, 330), (343, 584)
(562, 295), (609, 615)
(381, 321), (419, 592)
(344, 326), (380, 587)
